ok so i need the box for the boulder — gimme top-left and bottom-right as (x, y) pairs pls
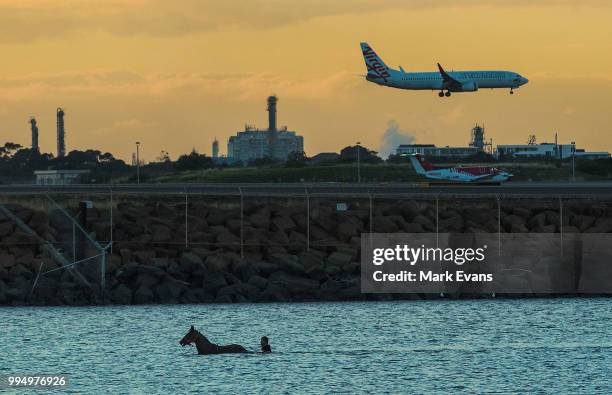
(216, 231), (240, 246)
(403, 223), (425, 233)
(155, 279), (186, 302)
(373, 216), (398, 233)
(288, 231), (308, 252)
(205, 253), (234, 272)
(180, 252), (203, 267)
(247, 275), (268, 290)
(269, 271), (319, 293)
(412, 215), (435, 231)
(502, 215), (528, 233)
(133, 285), (155, 304)
(259, 283), (290, 302)
(119, 249), (132, 265)
(202, 272), (228, 292)
(150, 225), (172, 242)
(133, 250), (155, 264)
(111, 284), (133, 304)
(528, 213), (547, 229)
(154, 201), (175, 217)
(249, 209), (270, 229)
(299, 251), (324, 271)
(233, 263), (256, 282)
(327, 252), (353, 268)
(511, 207), (531, 218)
(226, 219), (242, 234)
(253, 261), (280, 276)
(5, 286), (28, 303)
(215, 294), (233, 303)
(9, 264), (32, 279)
(271, 216), (296, 233)
(0, 254), (16, 269)
(305, 265), (328, 281)
(269, 253), (305, 274)
(337, 220), (360, 241)
(0, 222), (14, 237)
(135, 274), (160, 289)
(439, 216), (464, 232)
(181, 288), (215, 303)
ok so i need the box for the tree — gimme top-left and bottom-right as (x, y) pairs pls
(527, 134), (537, 145)
(285, 151), (309, 167)
(156, 150), (171, 163)
(175, 149), (214, 170)
(339, 145), (382, 163)
(0, 142), (23, 159)
(249, 156), (280, 167)
(386, 154), (410, 164)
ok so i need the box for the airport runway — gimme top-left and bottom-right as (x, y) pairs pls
(2, 182), (612, 198)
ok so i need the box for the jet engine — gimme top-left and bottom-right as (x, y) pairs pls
(461, 82), (478, 92)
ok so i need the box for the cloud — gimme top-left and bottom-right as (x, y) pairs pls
(378, 120), (415, 158)
(0, 69), (357, 101)
(0, 0), (609, 43)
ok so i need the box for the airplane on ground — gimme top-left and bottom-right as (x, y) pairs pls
(360, 42), (528, 97)
(409, 154), (513, 183)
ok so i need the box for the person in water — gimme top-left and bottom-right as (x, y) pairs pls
(260, 336), (272, 353)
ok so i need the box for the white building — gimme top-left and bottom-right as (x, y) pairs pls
(227, 96), (304, 163)
(34, 170), (90, 185)
(496, 143), (610, 160)
(396, 144), (479, 158)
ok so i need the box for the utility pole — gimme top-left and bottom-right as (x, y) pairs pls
(356, 141), (361, 183)
(136, 141), (141, 184)
(571, 141), (576, 181)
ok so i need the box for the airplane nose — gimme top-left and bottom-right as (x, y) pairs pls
(522, 77), (529, 85)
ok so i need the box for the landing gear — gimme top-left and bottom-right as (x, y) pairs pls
(438, 91), (444, 97)
(438, 90), (452, 97)
(445, 91), (451, 97)
(510, 88), (514, 95)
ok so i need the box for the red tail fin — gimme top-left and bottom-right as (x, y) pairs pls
(416, 154), (434, 171)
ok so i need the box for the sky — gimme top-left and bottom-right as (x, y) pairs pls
(1, 0), (611, 162)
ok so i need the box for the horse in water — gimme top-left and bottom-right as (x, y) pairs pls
(179, 326), (248, 354)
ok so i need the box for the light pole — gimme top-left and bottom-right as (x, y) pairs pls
(136, 141), (140, 184)
(571, 141), (575, 181)
(356, 141), (361, 183)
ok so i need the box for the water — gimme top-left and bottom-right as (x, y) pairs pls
(1, 298), (611, 394)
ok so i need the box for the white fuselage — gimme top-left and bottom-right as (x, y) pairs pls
(367, 70), (527, 92)
(424, 167), (513, 183)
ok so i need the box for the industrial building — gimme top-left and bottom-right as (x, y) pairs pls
(34, 170), (90, 185)
(497, 143), (610, 160)
(57, 107), (66, 158)
(29, 117), (39, 152)
(396, 124), (488, 158)
(227, 96), (304, 163)
(397, 124), (610, 161)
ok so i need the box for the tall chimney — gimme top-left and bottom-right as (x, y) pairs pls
(30, 117), (39, 152)
(57, 107), (65, 158)
(267, 95), (277, 131)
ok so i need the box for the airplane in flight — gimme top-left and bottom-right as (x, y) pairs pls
(409, 154), (513, 183)
(360, 42), (528, 97)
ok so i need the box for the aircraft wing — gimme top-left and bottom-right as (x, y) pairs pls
(468, 173), (500, 181)
(437, 63), (462, 89)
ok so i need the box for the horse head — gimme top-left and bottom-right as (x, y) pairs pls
(179, 325), (200, 346)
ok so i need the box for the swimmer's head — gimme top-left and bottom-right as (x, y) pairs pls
(260, 336), (269, 346)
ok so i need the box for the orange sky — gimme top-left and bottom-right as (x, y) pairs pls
(1, 0), (611, 161)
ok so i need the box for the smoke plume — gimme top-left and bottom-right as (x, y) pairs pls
(378, 120), (415, 158)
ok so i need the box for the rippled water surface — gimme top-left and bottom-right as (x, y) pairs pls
(1, 298), (611, 394)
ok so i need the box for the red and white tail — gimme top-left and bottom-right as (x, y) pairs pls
(409, 154), (434, 174)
